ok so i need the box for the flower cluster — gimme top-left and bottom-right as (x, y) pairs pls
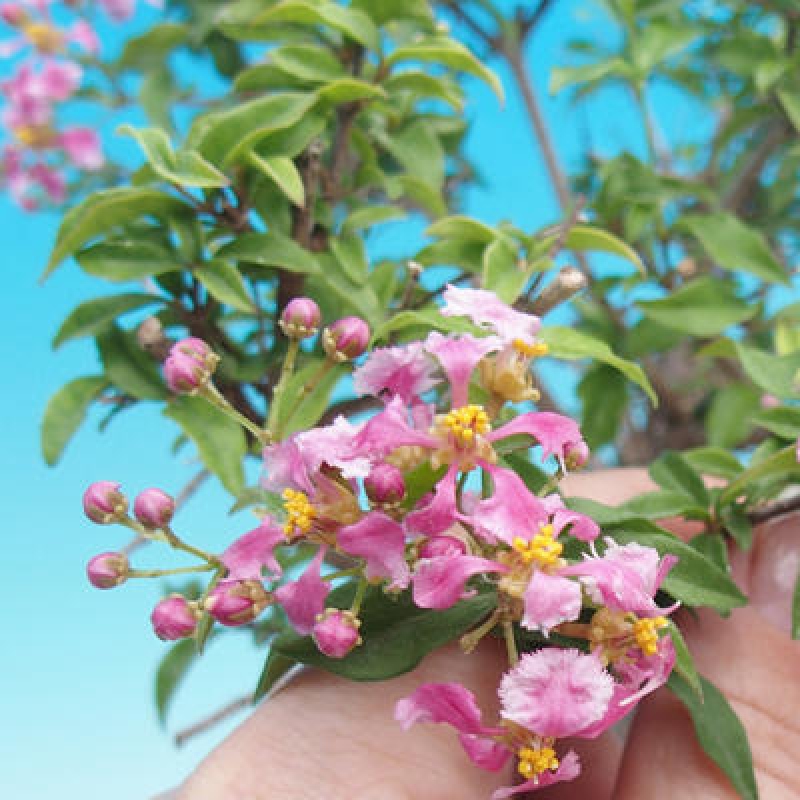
(81, 287), (678, 794)
(0, 1), (153, 208)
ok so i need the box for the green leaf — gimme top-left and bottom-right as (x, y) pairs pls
(53, 293), (160, 348)
(639, 277), (756, 336)
(539, 326), (657, 404)
(41, 376), (107, 466)
(216, 231), (319, 274)
(385, 71), (464, 109)
(734, 343), (800, 398)
(750, 406), (800, 439)
(155, 638), (197, 727)
(164, 396), (247, 494)
(649, 451), (709, 504)
(330, 234), (369, 283)
(317, 78), (386, 104)
(621, 490), (708, 520)
(273, 583), (497, 681)
(425, 215), (497, 244)
(792, 569), (800, 640)
(270, 359), (344, 437)
(254, 651), (297, 702)
(683, 212), (789, 285)
(387, 38), (504, 101)
(189, 92), (316, 166)
(721, 445), (800, 504)
(668, 621), (702, 699)
(252, 1), (380, 51)
(705, 384), (760, 448)
(720, 502), (753, 550)
(549, 59), (628, 94)
(195, 260), (254, 312)
(76, 241), (181, 282)
(683, 447), (742, 481)
(668, 673), (758, 800)
(577, 365), (627, 448)
(690, 532), (729, 572)
(778, 89), (800, 133)
(383, 120), (444, 189)
(44, 188), (187, 278)
(482, 238), (526, 303)
(564, 225), (645, 273)
(248, 153), (305, 207)
(372, 308), (480, 343)
(97, 326), (168, 401)
(118, 22), (189, 70)
(119, 125), (229, 188)
(270, 43), (344, 83)
(342, 205), (406, 232)
(607, 525), (746, 612)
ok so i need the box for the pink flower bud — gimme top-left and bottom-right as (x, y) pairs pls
(133, 488), (175, 529)
(760, 393), (780, 410)
(87, 551), (129, 589)
(280, 297), (321, 339)
(172, 337), (214, 366)
(564, 440), (590, 470)
(418, 535), (467, 559)
(163, 351), (208, 394)
(364, 463), (406, 505)
(205, 580), (271, 627)
(83, 481), (128, 524)
(151, 595), (198, 640)
(322, 316), (370, 361)
(0, 4), (26, 26)
(312, 609), (361, 658)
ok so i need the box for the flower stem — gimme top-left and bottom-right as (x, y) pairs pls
(460, 610), (501, 654)
(128, 565), (214, 578)
(164, 526), (221, 566)
(503, 620), (519, 666)
(350, 578), (369, 615)
(267, 339), (300, 435)
(199, 383), (272, 444)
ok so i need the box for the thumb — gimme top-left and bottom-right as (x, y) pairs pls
(614, 512), (800, 799)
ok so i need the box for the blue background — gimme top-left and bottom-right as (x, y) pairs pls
(0, 2), (700, 797)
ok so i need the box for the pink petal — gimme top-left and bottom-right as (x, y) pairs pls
(459, 733), (511, 772)
(274, 548), (329, 634)
(521, 571), (582, 634)
(353, 395), (437, 458)
(221, 519), (284, 581)
(498, 649), (613, 738)
(59, 127), (103, 170)
(337, 512), (410, 589)
(353, 342), (439, 403)
(406, 466), (461, 536)
(491, 412), (583, 463)
(424, 331), (499, 407)
(69, 19), (100, 54)
(412, 554), (506, 609)
(551, 509), (600, 542)
(491, 750), (581, 798)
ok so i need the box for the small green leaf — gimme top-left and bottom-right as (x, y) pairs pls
(164, 396), (247, 495)
(254, 651), (297, 702)
(564, 225), (645, 273)
(195, 260), (254, 313)
(155, 638), (197, 726)
(330, 234), (369, 284)
(273, 583), (497, 681)
(705, 384), (760, 448)
(76, 240), (181, 282)
(668, 621), (702, 699)
(270, 359), (345, 437)
(270, 43), (344, 83)
(539, 326), (657, 404)
(53, 293), (160, 348)
(721, 445), (800, 504)
(383, 120), (444, 189)
(751, 407), (800, 439)
(385, 71), (464, 109)
(248, 153), (305, 207)
(216, 231), (319, 274)
(621, 490), (708, 521)
(342, 205), (406, 232)
(734, 343), (800, 399)
(118, 22), (189, 70)
(668, 673), (758, 800)
(317, 78), (386, 104)
(372, 308), (480, 343)
(683, 212), (789, 285)
(649, 451), (709, 504)
(683, 447), (742, 481)
(690, 533), (729, 573)
(482, 238), (526, 303)
(425, 215), (497, 244)
(577, 365), (627, 448)
(720, 503), (753, 550)
(41, 376), (107, 465)
(97, 326), (168, 401)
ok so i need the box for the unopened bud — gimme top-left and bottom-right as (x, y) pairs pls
(87, 551), (128, 589)
(312, 609), (361, 658)
(564, 440), (590, 470)
(136, 317), (170, 360)
(418, 535), (467, 559)
(163, 352), (210, 394)
(205, 580), (271, 626)
(133, 488), (175, 529)
(83, 481), (128, 524)
(280, 297), (321, 339)
(151, 595), (198, 640)
(364, 463), (406, 506)
(677, 257), (696, 278)
(322, 316), (370, 361)
(172, 337), (215, 366)
(0, 4), (26, 26)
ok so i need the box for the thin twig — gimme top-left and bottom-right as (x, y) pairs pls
(174, 694), (253, 748)
(747, 493), (800, 526)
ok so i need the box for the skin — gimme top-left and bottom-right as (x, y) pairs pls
(164, 469), (800, 799)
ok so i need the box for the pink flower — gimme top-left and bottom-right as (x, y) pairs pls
(337, 512), (410, 590)
(498, 649), (613, 738)
(441, 284), (541, 346)
(221, 520), (285, 581)
(353, 342), (439, 404)
(59, 126), (103, 169)
(424, 331), (499, 407)
(521, 570), (582, 634)
(97, 0), (136, 21)
(492, 751), (581, 798)
(274, 547), (329, 634)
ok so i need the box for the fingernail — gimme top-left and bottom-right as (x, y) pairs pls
(749, 513), (800, 635)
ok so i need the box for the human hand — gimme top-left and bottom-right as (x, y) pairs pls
(168, 469), (800, 799)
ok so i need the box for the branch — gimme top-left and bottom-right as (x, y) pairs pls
(174, 694), (253, 748)
(748, 492), (800, 526)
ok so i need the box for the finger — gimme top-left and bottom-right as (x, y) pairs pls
(614, 512), (800, 799)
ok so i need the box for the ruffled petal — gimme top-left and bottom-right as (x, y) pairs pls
(353, 342), (439, 403)
(337, 512), (410, 589)
(491, 412), (584, 463)
(521, 571), (582, 634)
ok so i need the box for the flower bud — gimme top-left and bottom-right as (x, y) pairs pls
(205, 580), (271, 627)
(83, 481), (128, 524)
(418, 535), (467, 559)
(280, 297), (320, 340)
(163, 351), (209, 394)
(364, 463), (406, 506)
(0, 4), (26, 26)
(133, 488), (175, 529)
(312, 609), (361, 658)
(564, 440), (590, 470)
(87, 551), (129, 589)
(151, 595), (198, 640)
(322, 316), (370, 361)
(172, 337), (215, 366)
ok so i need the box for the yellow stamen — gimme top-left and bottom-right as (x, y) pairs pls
(632, 616), (667, 657)
(14, 125), (54, 148)
(442, 404), (491, 447)
(22, 22), (63, 53)
(517, 746), (560, 780)
(511, 524), (562, 568)
(282, 488), (316, 537)
(512, 339), (548, 358)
